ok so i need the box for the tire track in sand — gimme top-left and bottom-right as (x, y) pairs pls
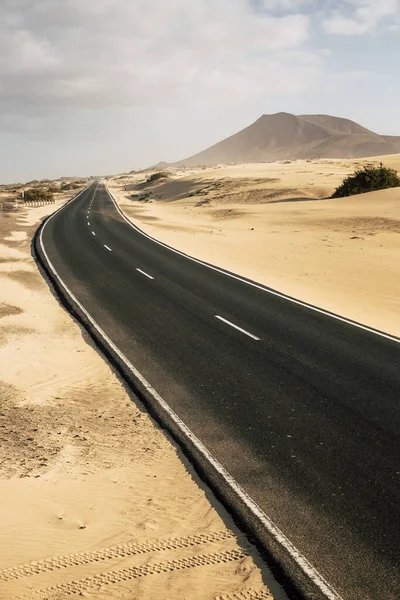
(214, 587), (273, 599)
(0, 530), (234, 582)
(18, 549), (247, 599)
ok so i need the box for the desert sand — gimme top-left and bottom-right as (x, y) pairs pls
(109, 155), (400, 338)
(1, 151), (398, 598)
(0, 192), (277, 599)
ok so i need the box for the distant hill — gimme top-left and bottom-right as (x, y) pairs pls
(148, 161), (170, 171)
(175, 113), (400, 166)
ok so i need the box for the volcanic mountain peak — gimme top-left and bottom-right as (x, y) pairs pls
(175, 113), (400, 166)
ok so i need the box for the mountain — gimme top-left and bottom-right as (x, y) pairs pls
(175, 113), (400, 166)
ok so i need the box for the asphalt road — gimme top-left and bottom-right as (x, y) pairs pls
(40, 182), (400, 600)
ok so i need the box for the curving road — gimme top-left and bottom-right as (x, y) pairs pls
(39, 182), (400, 600)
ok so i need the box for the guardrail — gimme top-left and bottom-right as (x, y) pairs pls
(24, 199), (56, 207)
(0, 199), (58, 211)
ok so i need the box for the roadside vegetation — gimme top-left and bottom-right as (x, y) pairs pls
(61, 181), (83, 191)
(332, 164), (400, 198)
(24, 188), (54, 204)
(145, 171), (169, 184)
(46, 184), (60, 193)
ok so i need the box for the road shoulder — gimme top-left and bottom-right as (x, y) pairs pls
(0, 193), (279, 600)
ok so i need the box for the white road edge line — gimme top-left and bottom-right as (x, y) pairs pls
(104, 245), (112, 252)
(215, 315), (260, 341)
(136, 268), (154, 280)
(105, 184), (399, 346)
(38, 182), (343, 600)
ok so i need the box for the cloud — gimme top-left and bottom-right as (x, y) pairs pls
(323, 0), (400, 35)
(0, 0), (316, 125)
(260, 0), (315, 10)
(332, 69), (374, 81)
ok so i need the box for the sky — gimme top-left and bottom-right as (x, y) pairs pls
(1, 0), (400, 183)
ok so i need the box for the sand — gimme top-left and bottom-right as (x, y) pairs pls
(0, 192), (277, 598)
(108, 155), (400, 338)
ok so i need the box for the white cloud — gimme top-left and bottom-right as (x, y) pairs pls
(260, 0), (314, 9)
(0, 0), (315, 123)
(323, 0), (400, 35)
(332, 69), (374, 81)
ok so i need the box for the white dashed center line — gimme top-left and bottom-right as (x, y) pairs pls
(91, 231), (96, 236)
(104, 245), (112, 252)
(215, 315), (260, 341)
(136, 268), (154, 280)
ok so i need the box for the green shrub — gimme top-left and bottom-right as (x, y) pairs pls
(332, 164), (400, 198)
(61, 181), (81, 191)
(146, 171), (169, 184)
(138, 192), (151, 201)
(24, 188), (54, 202)
(46, 184), (60, 193)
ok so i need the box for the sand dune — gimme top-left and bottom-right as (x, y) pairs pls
(109, 155), (400, 338)
(174, 113), (400, 166)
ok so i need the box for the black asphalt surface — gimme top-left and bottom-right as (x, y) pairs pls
(41, 182), (400, 599)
